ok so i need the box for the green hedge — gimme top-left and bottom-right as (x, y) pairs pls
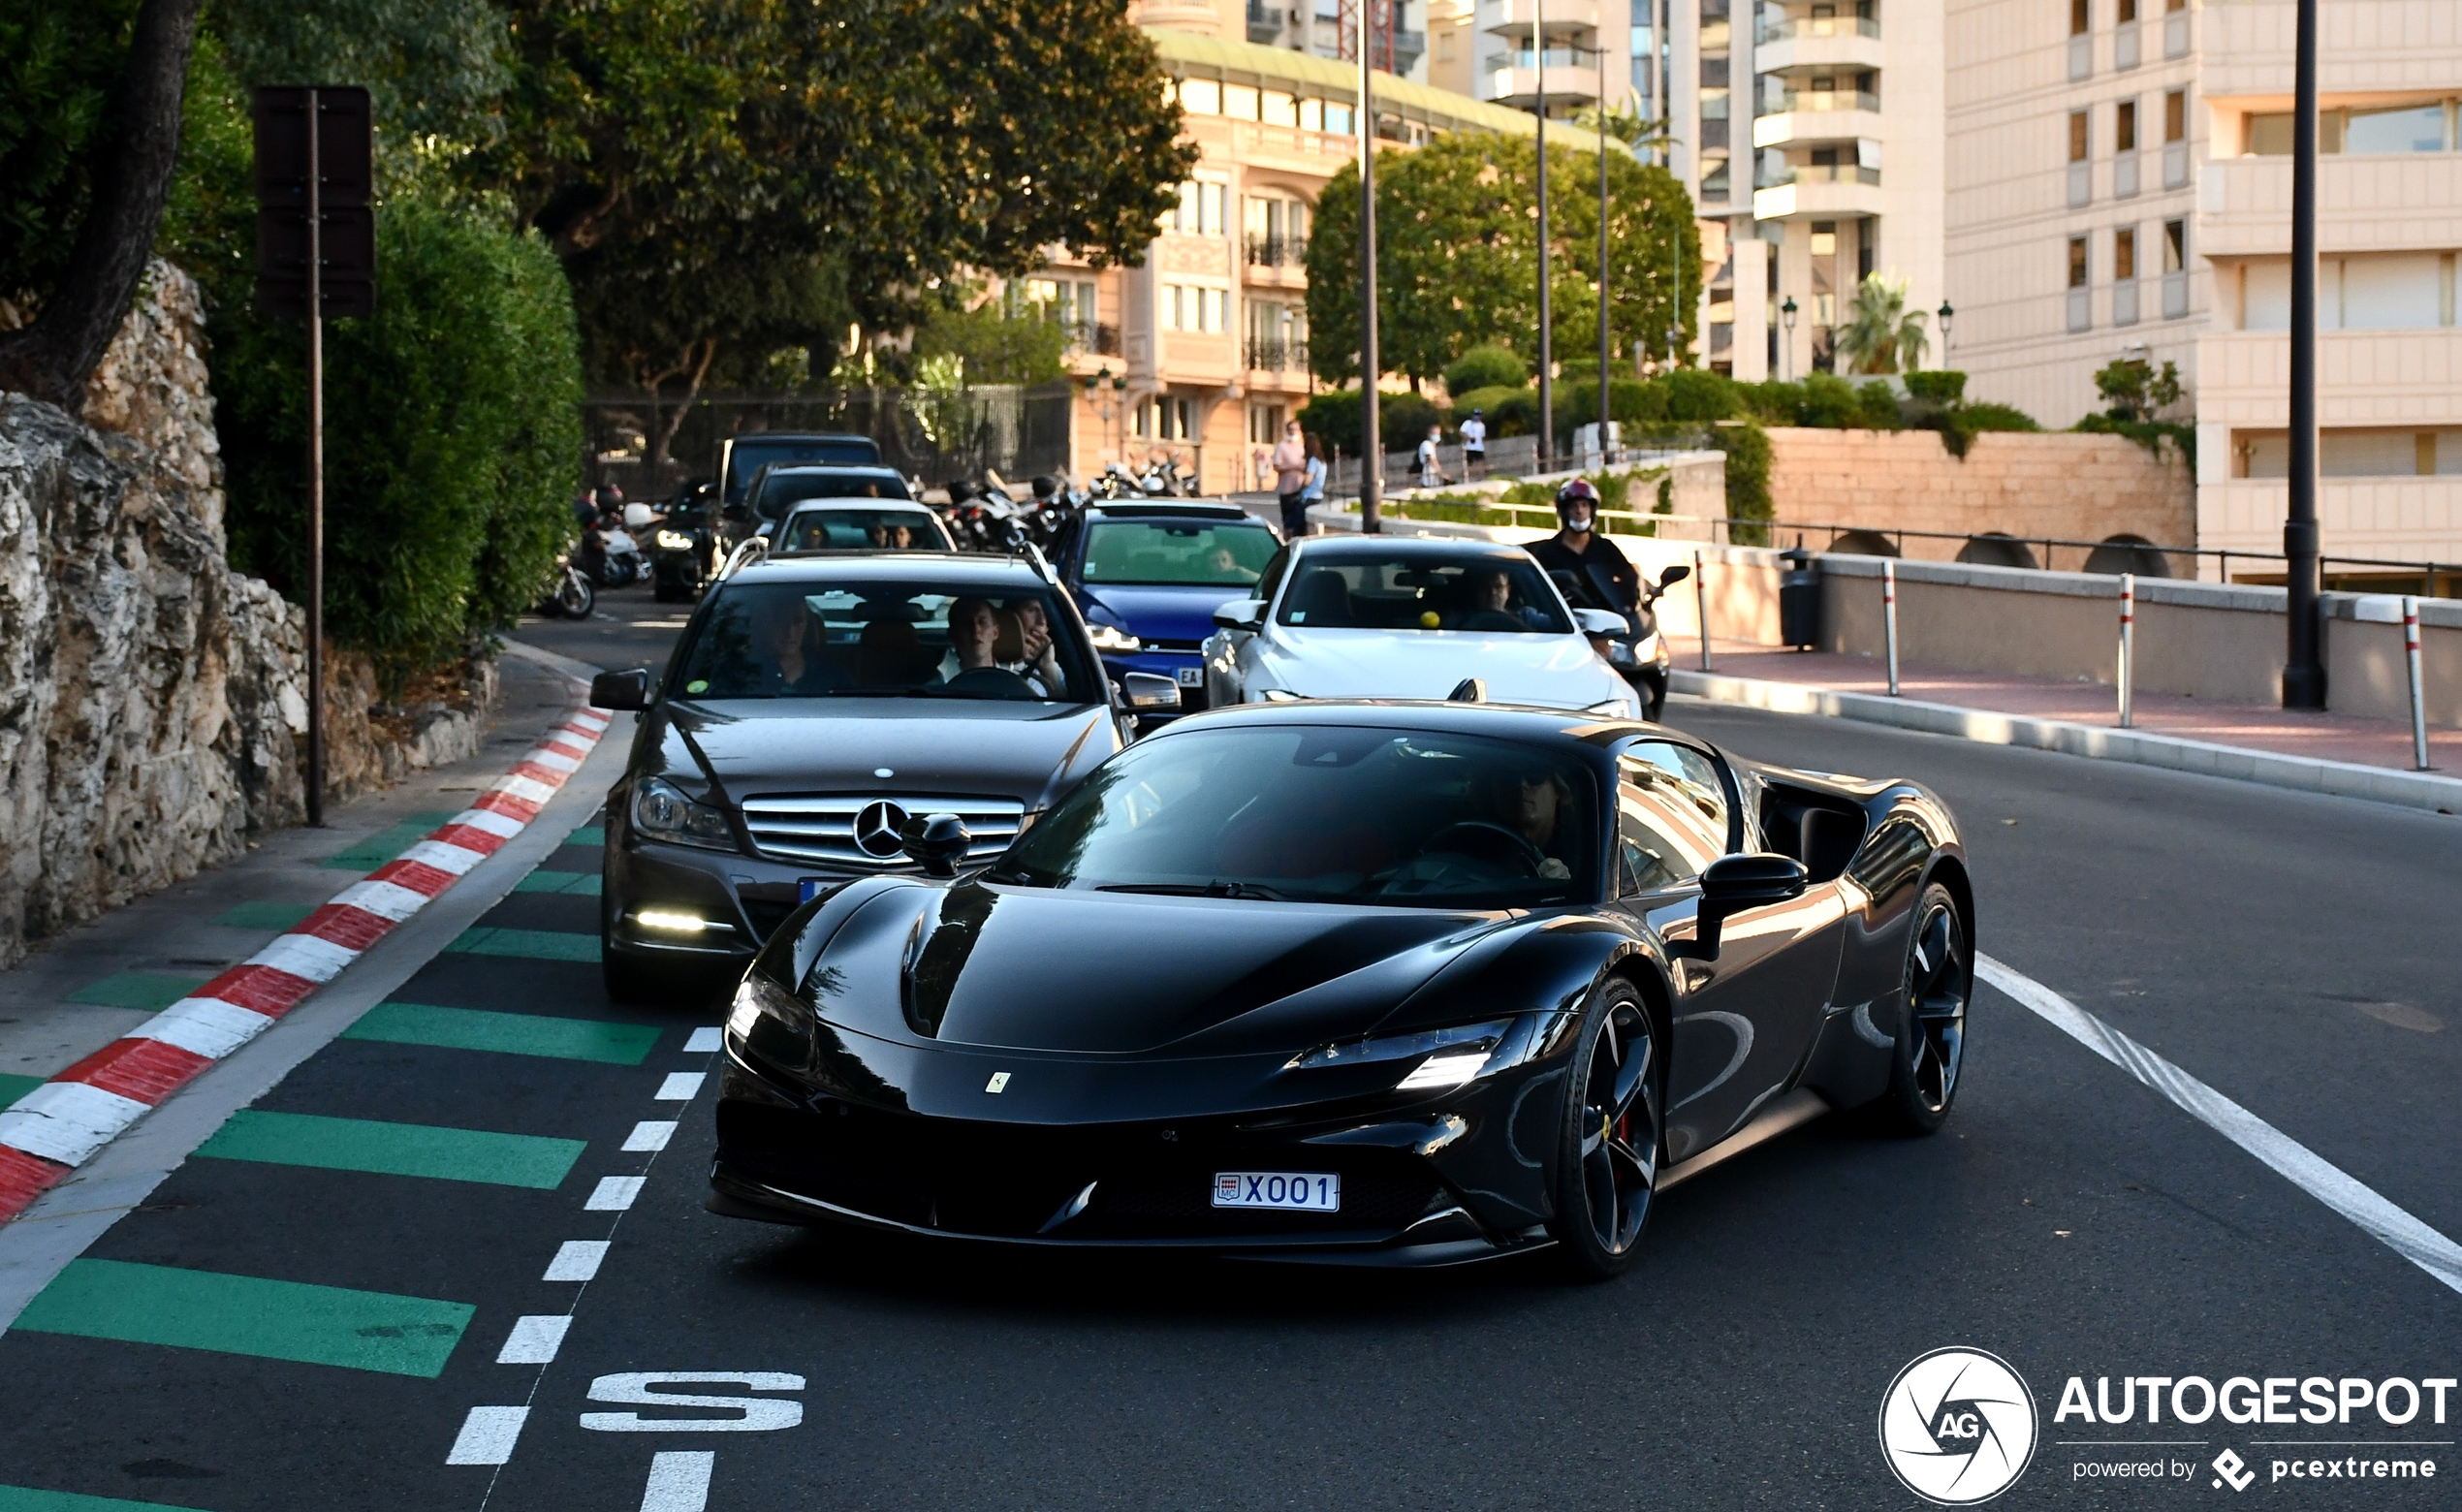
(216, 200), (584, 681)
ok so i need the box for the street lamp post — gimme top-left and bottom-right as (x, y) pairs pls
(1359, 0), (1382, 533)
(1937, 300), (1955, 360)
(2284, 0), (2325, 707)
(1535, 0), (1553, 473)
(1780, 296), (1797, 381)
(1597, 32), (1611, 460)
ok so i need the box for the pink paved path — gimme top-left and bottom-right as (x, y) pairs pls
(1673, 637), (2461, 774)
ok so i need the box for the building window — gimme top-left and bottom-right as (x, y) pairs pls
(2068, 237), (2091, 288)
(2114, 227), (2136, 280)
(1858, 218), (1876, 280)
(1136, 396), (1196, 442)
(2164, 90), (2185, 142)
(1162, 286), (1223, 332)
(2116, 100), (2136, 152)
(2070, 0), (2090, 36)
(2118, 0), (2135, 19)
(2162, 220), (2186, 273)
(1172, 182), (1226, 236)
(1811, 222), (1838, 257)
(2069, 111), (2090, 162)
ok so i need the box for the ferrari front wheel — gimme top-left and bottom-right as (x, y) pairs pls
(1878, 882), (1969, 1135)
(1547, 978), (1661, 1281)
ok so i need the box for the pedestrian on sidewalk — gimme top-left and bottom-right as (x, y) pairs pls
(1460, 409), (1487, 480)
(1295, 435), (1326, 535)
(1271, 420), (1309, 539)
(1417, 425), (1450, 490)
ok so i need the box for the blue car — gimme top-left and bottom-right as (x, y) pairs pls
(1047, 502), (1281, 719)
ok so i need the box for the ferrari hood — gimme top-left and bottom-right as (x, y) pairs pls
(656, 699), (1113, 812)
(811, 881), (1504, 1056)
(1259, 627), (1626, 707)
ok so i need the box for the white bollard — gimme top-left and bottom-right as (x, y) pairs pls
(2118, 573), (2136, 728)
(1693, 549), (1711, 672)
(2406, 595), (2429, 771)
(1883, 558), (1900, 697)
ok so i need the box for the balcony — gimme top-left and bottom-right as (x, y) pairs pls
(2196, 153), (2462, 258)
(1752, 16), (1885, 77)
(1244, 234), (1309, 268)
(1244, 336), (1310, 373)
(1486, 54), (1607, 111)
(1752, 97), (1885, 150)
(1484, 0), (1604, 39)
(1247, 0), (1284, 44)
(1752, 172), (1886, 221)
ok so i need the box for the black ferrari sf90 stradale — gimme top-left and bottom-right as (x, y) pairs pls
(710, 701), (1973, 1276)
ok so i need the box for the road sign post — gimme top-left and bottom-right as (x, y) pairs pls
(253, 85), (373, 827)
(2405, 597), (2428, 771)
(2118, 574), (2136, 728)
(1883, 559), (1900, 697)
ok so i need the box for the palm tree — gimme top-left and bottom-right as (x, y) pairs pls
(1832, 274), (1931, 374)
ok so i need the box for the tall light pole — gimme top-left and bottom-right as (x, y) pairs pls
(1535, 0), (1553, 472)
(1780, 296), (1797, 380)
(1359, 0), (1382, 533)
(1937, 299), (1955, 360)
(1596, 35), (1612, 458)
(2284, 0), (2324, 706)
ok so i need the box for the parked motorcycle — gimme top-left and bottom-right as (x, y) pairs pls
(537, 549), (596, 618)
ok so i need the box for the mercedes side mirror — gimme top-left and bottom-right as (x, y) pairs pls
(589, 668), (651, 711)
(1659, 564), (1692, 587)
(1572, 608), (1630, 639)
(1212, 599), (1266, 633)
(1670, 853), (1809, 961)
(900, 812), (972, 878)
(1118, 673), (1183, 711)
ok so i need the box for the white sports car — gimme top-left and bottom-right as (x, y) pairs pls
(1201, 535), (1641, 717)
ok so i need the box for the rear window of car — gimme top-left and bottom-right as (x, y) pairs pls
(751, 471), (909, 518)
(674, 581), (1095, 704)
(1082, 520), (1278, 586)
(725, 439), (883, 500)
(776, 507), (950, 552)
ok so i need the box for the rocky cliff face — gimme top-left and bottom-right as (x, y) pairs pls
(0, 265), (310, 967)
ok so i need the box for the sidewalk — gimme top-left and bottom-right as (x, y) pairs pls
(1670, 635), (2462, 811)
(0, 648), (602, 1112)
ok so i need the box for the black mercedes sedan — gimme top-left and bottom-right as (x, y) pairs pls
(710, 700), (1973, 1277)
(588, 553), (1180, 1000)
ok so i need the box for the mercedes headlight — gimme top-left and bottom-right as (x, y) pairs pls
(654, 528), (695, 551)
(631, 776), (737, 851)
(1086, 621), (1142, 652)
(1287, 1020), (1515, 1091)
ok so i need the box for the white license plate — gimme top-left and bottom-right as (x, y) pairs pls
(1213, 1172), (1341, 1212)
(1175, 666), (1204, 686)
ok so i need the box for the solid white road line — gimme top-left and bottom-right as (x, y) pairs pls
(446, 1405), (531, 1465)
(586, 1177), (647, 1212)
(653, 1072), (706, 1101)
(623, 1121), (677, 1152)
(1977, 954), (2462, 1299)
(683, 1026), (722, 1054)
(496, 1314), (574, 1365)
(544, 1240), (610, 1281)
(641, 1451), (716, 1512)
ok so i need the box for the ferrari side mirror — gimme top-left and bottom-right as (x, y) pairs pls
(1670, 853), (1809, 961)
(900, 812), (972, 878)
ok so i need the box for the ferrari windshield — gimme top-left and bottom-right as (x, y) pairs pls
(673, 581), (1095, 702)
(992, 725), (1598, 907)
(1276, 552), (1572, 634)
(1082, 520), (1277, 586)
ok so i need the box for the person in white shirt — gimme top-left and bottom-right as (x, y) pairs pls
(1459, 409), (1488, 480)
(1417, 425), (1448, 489)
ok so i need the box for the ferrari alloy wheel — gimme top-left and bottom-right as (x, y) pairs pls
(1880, 882), (1969, 1134)
(1548, 979), (1661, 1280)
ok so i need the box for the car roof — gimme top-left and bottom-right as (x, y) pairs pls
(1144, 696), (1657, 752)
(1082, 502), (1260, 523)
(753, 463), (905, 484)
(779, 497), (935, 514)
(1290, 534), (1536, 562)
(727, 552), (1048, 588)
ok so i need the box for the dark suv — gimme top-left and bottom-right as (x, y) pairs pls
(588, 553), (1178, 999)
(1046, 501), (1279, 720)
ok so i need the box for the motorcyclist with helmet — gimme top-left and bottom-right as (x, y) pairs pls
(1527, 478), (1684, 719)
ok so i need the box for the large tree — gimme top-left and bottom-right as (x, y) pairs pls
(1305, 133), (1699, 392)
(0, 0), (202, 405)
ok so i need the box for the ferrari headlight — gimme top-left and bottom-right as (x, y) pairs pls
(727, 973), (808, 1038)
(654, 529), (695, 551)
(631, 776), (737, 851)
(1287, 1020), (1514, 1091)
(1086, 621), (1142, 652)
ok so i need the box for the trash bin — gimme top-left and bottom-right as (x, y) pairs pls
(1778, 541), (1820, 649)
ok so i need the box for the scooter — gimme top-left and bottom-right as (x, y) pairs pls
(1550, 562), (1690, 721)
(538, 549), (595, 618)
(591, 503), (650, 586)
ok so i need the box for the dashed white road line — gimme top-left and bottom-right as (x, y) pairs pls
(684, 1026), (723, 1054)
(447, 1406), (532, 1465)
(1978, 953), (2462, 1299)
(642, 1451), (717, 1512)
(654, 1072), (707, 1101)
(496, 1314), (575, 1365)
(623, 1120), (678, 1152)
(585, 1176), (647, 1212)
(543, 1240), (609, 1281)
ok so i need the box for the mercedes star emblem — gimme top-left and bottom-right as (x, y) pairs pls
(853, 799), (909, 859)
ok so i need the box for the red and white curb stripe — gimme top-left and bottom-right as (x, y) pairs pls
(0, 707), (615, 1223)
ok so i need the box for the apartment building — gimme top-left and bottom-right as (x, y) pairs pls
(1946, 0), (2462, 577)
(1030, 0), (1614, 492)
